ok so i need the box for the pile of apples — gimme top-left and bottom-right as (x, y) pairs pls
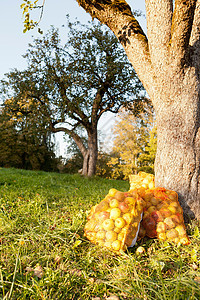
(84, 188), (145, 254)
(129, 172), (190, 245)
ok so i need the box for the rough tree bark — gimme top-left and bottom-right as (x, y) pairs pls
(76, 0), (200, 220)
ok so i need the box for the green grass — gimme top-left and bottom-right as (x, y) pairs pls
(0, 168), (199, 300)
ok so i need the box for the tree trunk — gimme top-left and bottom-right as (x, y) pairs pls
(82, 151), (89, 176)
(154, 70), (200, 221)
(87, 131), (98, 177)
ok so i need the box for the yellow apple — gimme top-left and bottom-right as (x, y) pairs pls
(84, 219), (96, 232)
(147, 206), (156, 214)
(104, 241), (112, 249)
(124, 197), (136, 205)
(102, 219), (114, 231)
(117, 232), (124, 241)
(110, 208), (121, 220)
(179, 236), (190, 245)
(96, 230), (106, 240)
(150, 197), (159, 206)
(168, 205), (177, 214)
(115, 217), (126, 229)
(114, 227), (121, 233)
(157, 232), (166, 241)
(105, 230), (117, 242)
(122, 213), (132, 224)
(136, 246), (146, 255)
(97, 240), (105, 247)
(166, 229), (179, 240)
(112, 240), (122, 251)
(164, 217), (175, 229)
(175, 225), (186, 236)
(108, 188), (117, 197)
(156, 221), (166, 233)
(109, 198), (119, 208)
(148, 182), (155, 189)
(144, 192), (154, 202)
(86, 231), (96, 241)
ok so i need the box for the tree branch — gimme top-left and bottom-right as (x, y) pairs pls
(145, 0), (173, 71)
(190, 0), (200, 77)
(50, 124), (88, 156)
(76, 0), (154, 98)
(170, 0), (197, 69)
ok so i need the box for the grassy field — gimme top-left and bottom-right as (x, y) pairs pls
(0, 168), (199, 300)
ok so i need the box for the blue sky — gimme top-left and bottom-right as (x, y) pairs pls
(0, 0), (146, 157)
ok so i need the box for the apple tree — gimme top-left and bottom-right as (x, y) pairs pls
(1, 19), (145, 177)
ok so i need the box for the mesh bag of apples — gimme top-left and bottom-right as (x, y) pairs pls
(84, 172), (190, 254)
(84, 189), (145, 254)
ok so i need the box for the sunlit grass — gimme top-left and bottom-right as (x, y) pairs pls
(0, 168), (199, 299)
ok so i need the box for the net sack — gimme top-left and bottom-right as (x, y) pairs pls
(84, 189), (145, 254)
(141, 187), (190, 245)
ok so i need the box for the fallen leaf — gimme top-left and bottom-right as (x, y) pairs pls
(106, 296), (120, 300)
(54, 255), (62, 264)
(194, 276), (200, 284)
(34, 264), (43, 279)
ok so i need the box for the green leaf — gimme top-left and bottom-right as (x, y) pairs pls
(20, 3), (26, 9)
(193, 226), (200, 238)
(73, 240), (82, 249)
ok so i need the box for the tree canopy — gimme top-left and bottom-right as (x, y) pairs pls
(0, 18), (146, 176)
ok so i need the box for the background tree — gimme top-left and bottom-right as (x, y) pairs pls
(107, 106), (156, 179)
(0, 99), (58, 171)
(0, 18), (146, 177)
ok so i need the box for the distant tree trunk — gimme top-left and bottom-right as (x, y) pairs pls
(87, 130), (98, 177)
(82, 151), (89, 176)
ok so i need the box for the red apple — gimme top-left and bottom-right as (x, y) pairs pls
(114, 191), (125, 201)
(118, 201), (129, 213)
(98, 211), (110, 221)
(142, 216), (157, 238)
(151, 210), (163, 222)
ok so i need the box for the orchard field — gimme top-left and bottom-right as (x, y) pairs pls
(0, 168), (200, 299)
